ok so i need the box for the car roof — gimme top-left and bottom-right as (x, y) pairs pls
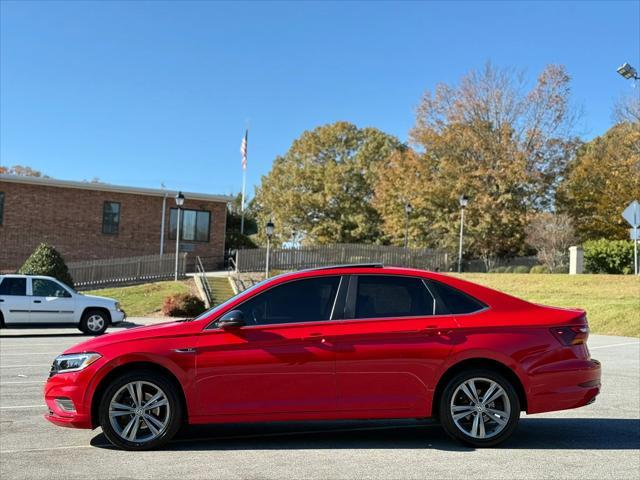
(0, 274), (56, 280)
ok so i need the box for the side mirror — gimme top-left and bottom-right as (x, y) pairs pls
(218, 310), (245, 330)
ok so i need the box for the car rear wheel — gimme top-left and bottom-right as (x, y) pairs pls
(79, 309), (109, 335)
(439, 368), (520, 447)
(98, 370), (182, 451)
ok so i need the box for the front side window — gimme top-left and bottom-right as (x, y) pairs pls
(354, 275), (435, 319)
(0, 277), (27, 296)
(0, 192), (4, 225)
(231, 276), (341, 326)
(426, 279), (486, 314)
(32, 279), (71, 298)
(102, 202), (120, 234)
(169, 208), (210, 242)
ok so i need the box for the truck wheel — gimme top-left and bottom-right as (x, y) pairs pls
(79, 309), (109, 335)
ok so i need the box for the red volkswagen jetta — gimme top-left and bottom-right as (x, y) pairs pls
(44, 265), (601, 450)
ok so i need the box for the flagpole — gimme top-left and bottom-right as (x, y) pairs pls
(240, 167), (246, 234)
(240, 128), (248, 234)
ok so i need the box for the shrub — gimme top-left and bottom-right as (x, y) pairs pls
(530, 265), (551, 274)
(584, 239), (635, 274)
(18, 243), (74, 287)
(513, 265), (531, 273)
(162, 293), (206, 317)
(489, 266), (508, 273)
(503, 266), (515, 273)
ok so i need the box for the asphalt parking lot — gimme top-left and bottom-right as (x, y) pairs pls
(0, 320), (638, 480)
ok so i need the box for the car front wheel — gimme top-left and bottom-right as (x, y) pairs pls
(439, 368), (520, 447)
(98, 370), (182, 451)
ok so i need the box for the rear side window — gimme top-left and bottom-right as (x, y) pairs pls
(426, 280), (486, 314)
(354, 275), (435, 319)
(234, 276), (341, 326)
(0, 277), (27, 296)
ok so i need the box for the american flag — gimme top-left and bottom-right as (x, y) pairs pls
(240, 130), (248, 170)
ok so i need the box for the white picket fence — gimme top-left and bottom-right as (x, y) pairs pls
(67, 253), (188, 289)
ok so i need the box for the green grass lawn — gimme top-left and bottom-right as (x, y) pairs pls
(455, 273), (640, 337)
(86, 280), (193, 317)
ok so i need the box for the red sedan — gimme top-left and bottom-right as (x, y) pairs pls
(44, 265), (601, 450)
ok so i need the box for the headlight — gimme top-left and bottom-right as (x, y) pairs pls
(50, 353), (102, 376)
(115, 302), (121, 311)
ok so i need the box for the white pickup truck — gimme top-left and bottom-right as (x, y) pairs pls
(0, 274), (126, 334)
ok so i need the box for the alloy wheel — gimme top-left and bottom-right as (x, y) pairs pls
(108, 381), (171, 443)
(86, 314), (105, 333)
(449, 377), (511, 439)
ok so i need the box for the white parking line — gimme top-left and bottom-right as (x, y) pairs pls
(0, 343), (76, 347)
(0, 382), (45, 386)
(0, 352), (59, 356)
(590, 341), (640, 350)
(0, 404), (46, 410)
(0, 364), (50, 368)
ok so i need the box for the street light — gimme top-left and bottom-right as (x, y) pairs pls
(404, 203), (413, 249)
(457, 195), (468, 273)
(174, 191), (185, 281)
(265, 219), (274, 279)
(617, 62), (640, 80)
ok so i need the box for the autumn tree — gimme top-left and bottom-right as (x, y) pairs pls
(0, 165), (48, 177)
(379, 63), (578, 266)
(253, 122), (402, 245)
(525, 212), (575, 271)
(557, 122), (640, 241)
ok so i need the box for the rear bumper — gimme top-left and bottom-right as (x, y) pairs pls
(527, 358), (601, 414)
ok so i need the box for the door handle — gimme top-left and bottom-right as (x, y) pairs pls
(423, 327), (454, 336)
(307, 332), (326, 343)
(33, 300), (42, 303)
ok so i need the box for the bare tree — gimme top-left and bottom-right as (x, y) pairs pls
(613, 92), (640, 124)
(526, 212), (575, 272)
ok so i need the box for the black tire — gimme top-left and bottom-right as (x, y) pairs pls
(98, 370), (183, 451)
(79, 309), (109, 335)
(439, 368), (520, 447)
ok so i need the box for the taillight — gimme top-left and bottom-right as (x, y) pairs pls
(551, 326), (589, 346)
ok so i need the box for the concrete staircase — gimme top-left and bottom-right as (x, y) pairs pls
(208, 276), (235, 305)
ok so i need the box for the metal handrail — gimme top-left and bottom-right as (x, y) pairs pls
(195, 256), (213, 306)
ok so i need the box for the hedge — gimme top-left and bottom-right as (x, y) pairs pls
(583, 239), (635, 274)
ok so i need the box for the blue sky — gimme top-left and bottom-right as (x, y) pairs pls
(1, 1), (639, 197)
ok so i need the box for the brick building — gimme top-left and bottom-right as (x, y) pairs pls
(0, 174), (231, 272)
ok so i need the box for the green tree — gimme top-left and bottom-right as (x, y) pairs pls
(557, 122), (640, 241)
(18, 243), (74, 288)
(225, 193), (258, 250)
(253, 122), (403, 245)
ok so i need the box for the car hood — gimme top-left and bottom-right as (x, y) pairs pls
(81, 294), (117, 305)
(65, 320), (192, 353)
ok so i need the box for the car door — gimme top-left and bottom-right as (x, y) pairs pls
(331, 274), (460, 416)
(194, 275), (344, 419)
(0, 277), (30, 323)
(29, 278), (77, 324)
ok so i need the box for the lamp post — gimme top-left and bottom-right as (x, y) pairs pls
(457, 195), (468, 273)
(617, 62), (640, 80)
(265, 219), (274, 279)
(404, 203), (413, 249)
(174, 191), (185, 281)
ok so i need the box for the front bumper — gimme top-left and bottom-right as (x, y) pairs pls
(43, 367), (98, 429)
(527, 358), (601, 414)
(111, 309), (126, 324)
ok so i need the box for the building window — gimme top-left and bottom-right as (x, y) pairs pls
(169, 208), (210, 242)
(0, 192), (4, 225)
(102, 201), (120, 234)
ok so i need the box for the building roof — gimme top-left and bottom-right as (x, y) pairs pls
(0, 174), (233, 203)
